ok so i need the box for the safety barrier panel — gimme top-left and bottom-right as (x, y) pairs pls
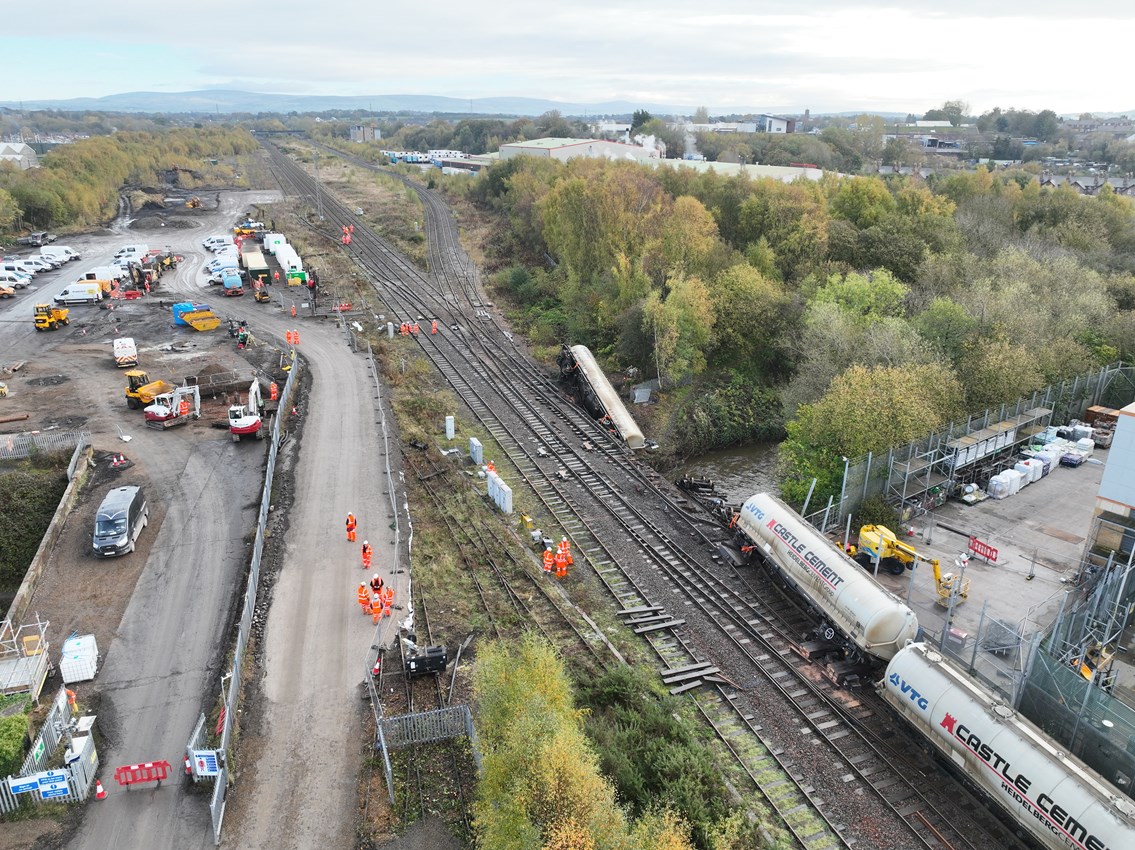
(113, 761), (171, 786)
(0, 430), (89, 462)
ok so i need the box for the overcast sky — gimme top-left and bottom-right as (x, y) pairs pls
(3, 1), (1130, 114)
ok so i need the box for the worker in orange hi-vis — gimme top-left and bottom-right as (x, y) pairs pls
(357, 582), (370, 613)
(290, 304), (297, 318)
(559, 537), (573, 566)
(554, 548), (568, 579)
(370, 573), (384, 595)
(431, 319), (438, 334)
(412, 322), (420, 335)
(543, 547), (554, 574)
(370, 593), (385, 624)
(361, 540), (373, 569)
(381, 587), (393, 620)
(346, 513), (357, 542)
(486, 460), (496, 474)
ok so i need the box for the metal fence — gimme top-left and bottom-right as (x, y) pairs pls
(805, 362), (1135, 532)
(208, 358), (301, 845)
(0, 430), (90, 462)
(0, 686), (76, 816)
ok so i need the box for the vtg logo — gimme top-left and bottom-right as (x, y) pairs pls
(745, 502), (766, 521)
(889, 673), (929, 711)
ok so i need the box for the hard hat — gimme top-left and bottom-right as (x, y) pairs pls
(562, 537), (567, 542)
(363, 540), (369, 546)
(373, 574), (379, 580)
(360, 582), (366, 587)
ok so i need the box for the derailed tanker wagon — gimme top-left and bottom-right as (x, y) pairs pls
(736, 492), (918, 662)
(882, 643), (1135, 850)
(558, 344), (645, 449)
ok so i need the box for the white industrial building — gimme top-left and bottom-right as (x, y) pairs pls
(0, 142), (39, 169)
(499, 138), (660, 162)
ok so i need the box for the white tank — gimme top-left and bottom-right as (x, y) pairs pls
(882, 643), (1135, 850)
(737, 493), (918, 661)
(569, 345), (645, 450)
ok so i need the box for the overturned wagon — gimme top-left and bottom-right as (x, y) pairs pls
(558, 344), (645, 449)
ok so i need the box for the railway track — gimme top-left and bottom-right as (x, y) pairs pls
(262, 139), (1038, 850)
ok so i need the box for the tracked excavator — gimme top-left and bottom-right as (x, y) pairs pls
(228, 379), (263, 442)
(143, 385), (201, 429)
(853, 524), (971, 607)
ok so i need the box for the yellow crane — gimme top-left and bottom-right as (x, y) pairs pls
(853, 524), (971, 607)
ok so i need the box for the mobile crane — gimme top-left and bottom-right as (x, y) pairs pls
(853, 524), (971, 606)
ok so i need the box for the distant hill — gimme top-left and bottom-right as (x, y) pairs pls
(0, 90), (704, 117)
(0, 90), (906, 119)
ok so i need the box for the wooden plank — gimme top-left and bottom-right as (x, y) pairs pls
(633, 619), (685, 635)
(659, 661), (713, 677)
(662, 666), (720, 684)
(668, 679), (705, 695)
(616, 605), (663, 616)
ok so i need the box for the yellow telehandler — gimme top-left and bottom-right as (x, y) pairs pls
(853, 524), (971, 606)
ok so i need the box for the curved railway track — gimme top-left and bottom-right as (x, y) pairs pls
(262, 138), (1038, 850)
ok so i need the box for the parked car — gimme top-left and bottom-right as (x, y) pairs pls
(0, 285), (14, 298)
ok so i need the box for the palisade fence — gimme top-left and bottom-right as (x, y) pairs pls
(804, 362), (1135, 533)
(0, 430), (90, 463)
(207, 358), (301, 845)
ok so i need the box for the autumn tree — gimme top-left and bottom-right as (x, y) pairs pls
(779, 363), (965, 507)
(472, 636), (695, 850)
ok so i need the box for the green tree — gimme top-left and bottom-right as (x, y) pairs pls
(707, 264), (796, 375)
(812, 269), (908, 319)
(778, 363), (965, 506)
(915, 297), (977, 362)
(692, 106), (710, 124)
(0, 187), (19, 230)
(829, 177), (895, 228)
(631, 109), (653, 135)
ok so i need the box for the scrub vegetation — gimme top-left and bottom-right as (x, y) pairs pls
(0, 127), (258, 235)
(433, 154), (1135, 508)
(0, 458), (69, 592)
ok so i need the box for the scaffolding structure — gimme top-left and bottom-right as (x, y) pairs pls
(805, 362), (1135, 532)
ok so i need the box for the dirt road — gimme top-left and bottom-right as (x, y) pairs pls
(222, 295), (407, 848)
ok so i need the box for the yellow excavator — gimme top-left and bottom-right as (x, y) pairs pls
(853, 524), (971, 607)
(124, 370), (175, 410)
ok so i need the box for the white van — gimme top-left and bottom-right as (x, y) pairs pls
(204, 235), (235, 251)
(54, 282), (103, 305)
(114, 244), (149, 259)
(41, 246), (80, 262)
(0, 271), (28, 289)
(83, 266), (127, 282)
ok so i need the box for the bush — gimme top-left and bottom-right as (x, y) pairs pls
(576, 665), (730, 849)
(0, 468), (68, 591)
(0, 714), (28, 778)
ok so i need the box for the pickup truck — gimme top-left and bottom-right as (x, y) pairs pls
(16, 231), (58, 247)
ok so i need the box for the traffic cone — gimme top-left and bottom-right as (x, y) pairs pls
(95, 779), (107, 800)
(184, 755), (192, 776)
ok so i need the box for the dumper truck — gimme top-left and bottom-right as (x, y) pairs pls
(124, 370), (174, 409)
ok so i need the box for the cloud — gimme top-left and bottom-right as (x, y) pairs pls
(2, 2), (1132, 113)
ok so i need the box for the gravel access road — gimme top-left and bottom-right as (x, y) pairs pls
(218, 270), (406, 848)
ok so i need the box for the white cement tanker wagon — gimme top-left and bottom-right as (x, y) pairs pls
(736, 493), (918, 662)
(882, 643), (1135, 850)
